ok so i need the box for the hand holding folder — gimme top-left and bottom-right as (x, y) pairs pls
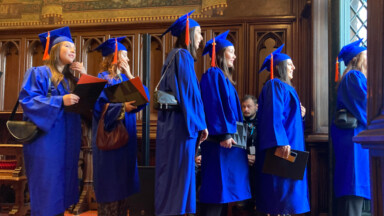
(104, 77), (149, 107)
(262, 147), (309, 180)
(64, 74), (107, 114)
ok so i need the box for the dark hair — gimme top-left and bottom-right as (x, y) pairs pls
(175, 26), (199, 60)
(242, 94), (257, 104)
(216, 47), (235, 85)
(274, 60), (292, 86)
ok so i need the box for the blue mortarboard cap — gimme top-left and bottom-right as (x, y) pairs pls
(94, 37), (127, 57)
(161, 10), (200, 37)
(338, 39), (367, 66)
(259, 44), (291, 73)
(202, 30), (233, 57)
(38, 26), (73, 52)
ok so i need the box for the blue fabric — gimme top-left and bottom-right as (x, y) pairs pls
(91, 71), (149, 203)
(255, 79), (310, 214)
(38, 26), (73, 52)
(202, 30), (233, 57)
(19, 66), (81, 216)
(161, 10), (199, 37)
(330, 70), (370, 199)
(155, 48), (206, 215)
(199, 67), (251, 203)
(338, 39), (367, 66)
(94, 37), (127, 57)
(259, 44), (291, 73)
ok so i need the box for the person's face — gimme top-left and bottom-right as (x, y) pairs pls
(360, 50), (367, 70)
(119, 50), (129, 65)
(286, 59), (295, 80)
(242, 98), (258, 118)
(225, 46), (236, 68)
(194, 26), (203, 50)
(59, 41), (76, 65)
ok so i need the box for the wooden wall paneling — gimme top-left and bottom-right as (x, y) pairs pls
(27, 40), (44, 68)
(149, 34), (164, 120)
(82, 36), (104, 77)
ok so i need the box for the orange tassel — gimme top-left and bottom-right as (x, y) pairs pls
(185, 15), (190, 46)
(211, 38), (216, 67)
(270, 54), (274, 80)
(335, 57), (339, 82)
(42, 31), (50, 61)
(112, 38), (118, 64)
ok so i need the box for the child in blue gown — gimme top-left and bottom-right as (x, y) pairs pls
(92, 37), (149, 216)
(19, 26), (86, 216)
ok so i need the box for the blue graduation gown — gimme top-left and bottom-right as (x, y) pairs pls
(155, 48), (207, 215)
(256, 79), (310, 214)
(91, 71), (149, 203)
(330, 70), (370, 199)
(199, 67), (251, 203)
(19, 66), (81, 216)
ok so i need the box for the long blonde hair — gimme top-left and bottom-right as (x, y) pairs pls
(339, 51), (367, 83)
(99, 51), (127, 79)
(44, 42), (77, 91)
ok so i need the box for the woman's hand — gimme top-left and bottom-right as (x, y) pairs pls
(300, 103), (306, 118)
(220, 138), (237, 149)
(63, 94), (80, 106)
(70, 62), (87, 75)
(275, 145), (291, 159)
(195, 155), (202, 167)
(124, 101), (137, 113)
(119, 61), (134, 79)
(200, 129), (208, 143)
(247, 155), (255, 166)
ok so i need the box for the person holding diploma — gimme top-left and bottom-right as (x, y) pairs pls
(255, 45), (310, 215)
(19, 26), (86, 216)
(331, 39), (370, 216)
(198, 30), (251, 216)
(92, 37), (149, 215)
(155, 10), (208, 216)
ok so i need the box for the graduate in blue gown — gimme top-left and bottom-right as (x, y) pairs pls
(256, 45), (310, 215)
(19, 26), (86, 216)
(198, 30), (251, 216)
(155, 10), (208, 216)
(91, 37), (149, 216)
(331, 39), (370, 216)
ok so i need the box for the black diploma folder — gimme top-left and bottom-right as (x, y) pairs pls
(64, 74), (107, 114)
(104, 77), (149, 107)
(262, 148), (309, 180)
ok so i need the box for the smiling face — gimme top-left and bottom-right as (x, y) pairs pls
(193, 26), (203, 50)
(59, 41), (76, 65)
(286, 59), (295, 80)
(224, 46), (236, 68)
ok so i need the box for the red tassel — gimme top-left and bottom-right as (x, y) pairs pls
(335, 57), (339, 82)
(270, 54), (274, 80)
(112, 38), (118, 64)
(185, 15), (190, 46)
(42, 31), (50, 61)
(211, 38), (216, 67)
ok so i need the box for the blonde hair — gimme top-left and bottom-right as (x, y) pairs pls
(99, 51), (127, 79)
(44, 42), (76, 91)
(338, 51), (367, 85)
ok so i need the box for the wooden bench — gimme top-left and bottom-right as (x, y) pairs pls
(0, 144), (29, 216)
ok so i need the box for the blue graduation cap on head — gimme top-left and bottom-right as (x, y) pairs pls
(39, 26), (73, 60)
(202, 30), (233, 67)
(161, 10), (200, 46)
(259, 44), (291, 79)
(94, 37), (127, 57)
(335, 39), (366, 82)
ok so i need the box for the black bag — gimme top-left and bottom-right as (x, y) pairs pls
(153, 49), (180, 111)
(334, 109), (358, 129)
(6, 99), (41, 143)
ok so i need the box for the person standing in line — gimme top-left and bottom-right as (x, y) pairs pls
(92, 37), (149, 216)
(255, 44), (310, 216)
(331, 39), (370, 216)
(199, 30), (251, 216)
(155, 10), (208, 216)
(19, 26), (86, 216)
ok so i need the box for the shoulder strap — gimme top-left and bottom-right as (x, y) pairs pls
(155, 49), (181, 91)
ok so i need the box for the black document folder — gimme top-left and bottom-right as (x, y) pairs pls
(262, 148), (309, 180)
(64, 74), (107, 114)
(104, 77), (149, 107)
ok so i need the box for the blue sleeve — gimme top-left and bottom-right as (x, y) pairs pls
(173, 49), (207, 137)
(19, 67), (63, 132)
(258, 80), (290, 150)
(338, 70), (367, 126)
(200, 67), (236, 136)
